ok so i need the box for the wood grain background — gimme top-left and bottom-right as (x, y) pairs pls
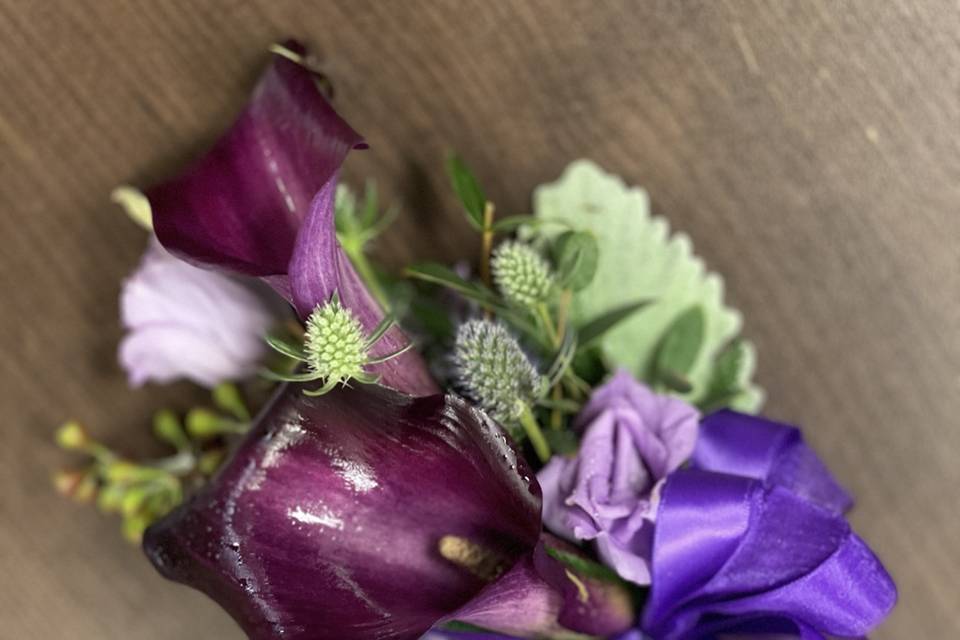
(1, 1), (958, 638)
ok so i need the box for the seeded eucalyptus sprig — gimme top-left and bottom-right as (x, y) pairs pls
(263, 292), (414, 396)
(53, 383), (251, 542)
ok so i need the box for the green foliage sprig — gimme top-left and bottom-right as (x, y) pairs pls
(53, 383), (251, 542)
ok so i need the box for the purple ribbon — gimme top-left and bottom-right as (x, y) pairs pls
(641, 412), (897, 639)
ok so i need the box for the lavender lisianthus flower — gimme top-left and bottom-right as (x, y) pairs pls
(119, 240), (280, 387)
(537, 369), (699, 585)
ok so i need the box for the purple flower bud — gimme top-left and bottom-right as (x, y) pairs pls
(537, 369), (699, 585)
(143, 384), (543, 639)
(119, 241), (281, 388)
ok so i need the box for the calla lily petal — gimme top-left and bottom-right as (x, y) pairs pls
(143, 42), (436, 395)
(149, 41), (365, 277)
(289, 179), (437, 395)
(143, 384), (541, 640)
(446, 534), (634, 639)
(692, 410), (853, 513)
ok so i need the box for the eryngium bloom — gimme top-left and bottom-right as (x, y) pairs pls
(143, 383), (542, 639)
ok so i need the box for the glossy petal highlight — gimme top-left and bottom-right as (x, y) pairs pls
(143, 384), (541, 640)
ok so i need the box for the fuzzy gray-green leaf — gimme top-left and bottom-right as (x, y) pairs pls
(533, 160), (763, 411)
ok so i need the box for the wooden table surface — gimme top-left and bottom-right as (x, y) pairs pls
(2, 1), (958, 638)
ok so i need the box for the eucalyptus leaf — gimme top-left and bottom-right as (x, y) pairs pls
(404, 263), (499, 306)
(553, 230), (599, 292)
(491, 214), (537, 232)
(698, 339), (761, 412)
(446, 154), (486, 230)
(654, 306), (705, 390)
(533, 160), (763, 411)
(578, 299), (651, 349)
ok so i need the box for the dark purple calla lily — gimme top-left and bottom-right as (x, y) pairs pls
(448, 534), (635, 638)
(149, 41), (363, 278)
(143, 42), (435, 396)
(145, 383), (542, 639)
(145, 382), (637, 639)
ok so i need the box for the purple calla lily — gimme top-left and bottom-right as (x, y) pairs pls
(144, 384), (634, 639)
(145, 384), (541, 639)
(143, 42), (434, 396)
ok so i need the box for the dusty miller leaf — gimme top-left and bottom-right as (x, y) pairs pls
(533, 160), (763, 412)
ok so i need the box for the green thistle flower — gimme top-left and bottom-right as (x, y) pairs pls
(304, 296), (369, 385)
(491, 241), (554, 307)
(262, 292), (412, 396)
(453, 319), (543, 422)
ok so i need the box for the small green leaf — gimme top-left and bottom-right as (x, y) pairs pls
(360, 180), (380, 228)
(654, 306), (705, 389)
(265, 334), (308, 361)
(406, 263), (548, 347)
(122, 512), (150, 543)
(405, 263), (500, 306)
(152, 409), (190, 451)
(260, 369), (320, 383)
(537, 397), (582, 414)
(553, 231), (599, 291)
(446, 154), (487, 229)
(544, 428), (579, 455)
(544, 545), (624, 584)
(578, 299), (652, 349)
(544, 329), (579, 390)
(491, 214), (536, 232)
(698, 339), (761, 412)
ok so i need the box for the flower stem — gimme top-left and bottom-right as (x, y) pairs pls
(342, 243), (391, 311)
(480, 201), (495, 288)
(150, 450), (197, 476)
(537, 303), (559, 346)
(518, 403), (551, 462)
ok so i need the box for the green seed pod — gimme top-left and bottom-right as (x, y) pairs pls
(491, 241), (554, 307)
